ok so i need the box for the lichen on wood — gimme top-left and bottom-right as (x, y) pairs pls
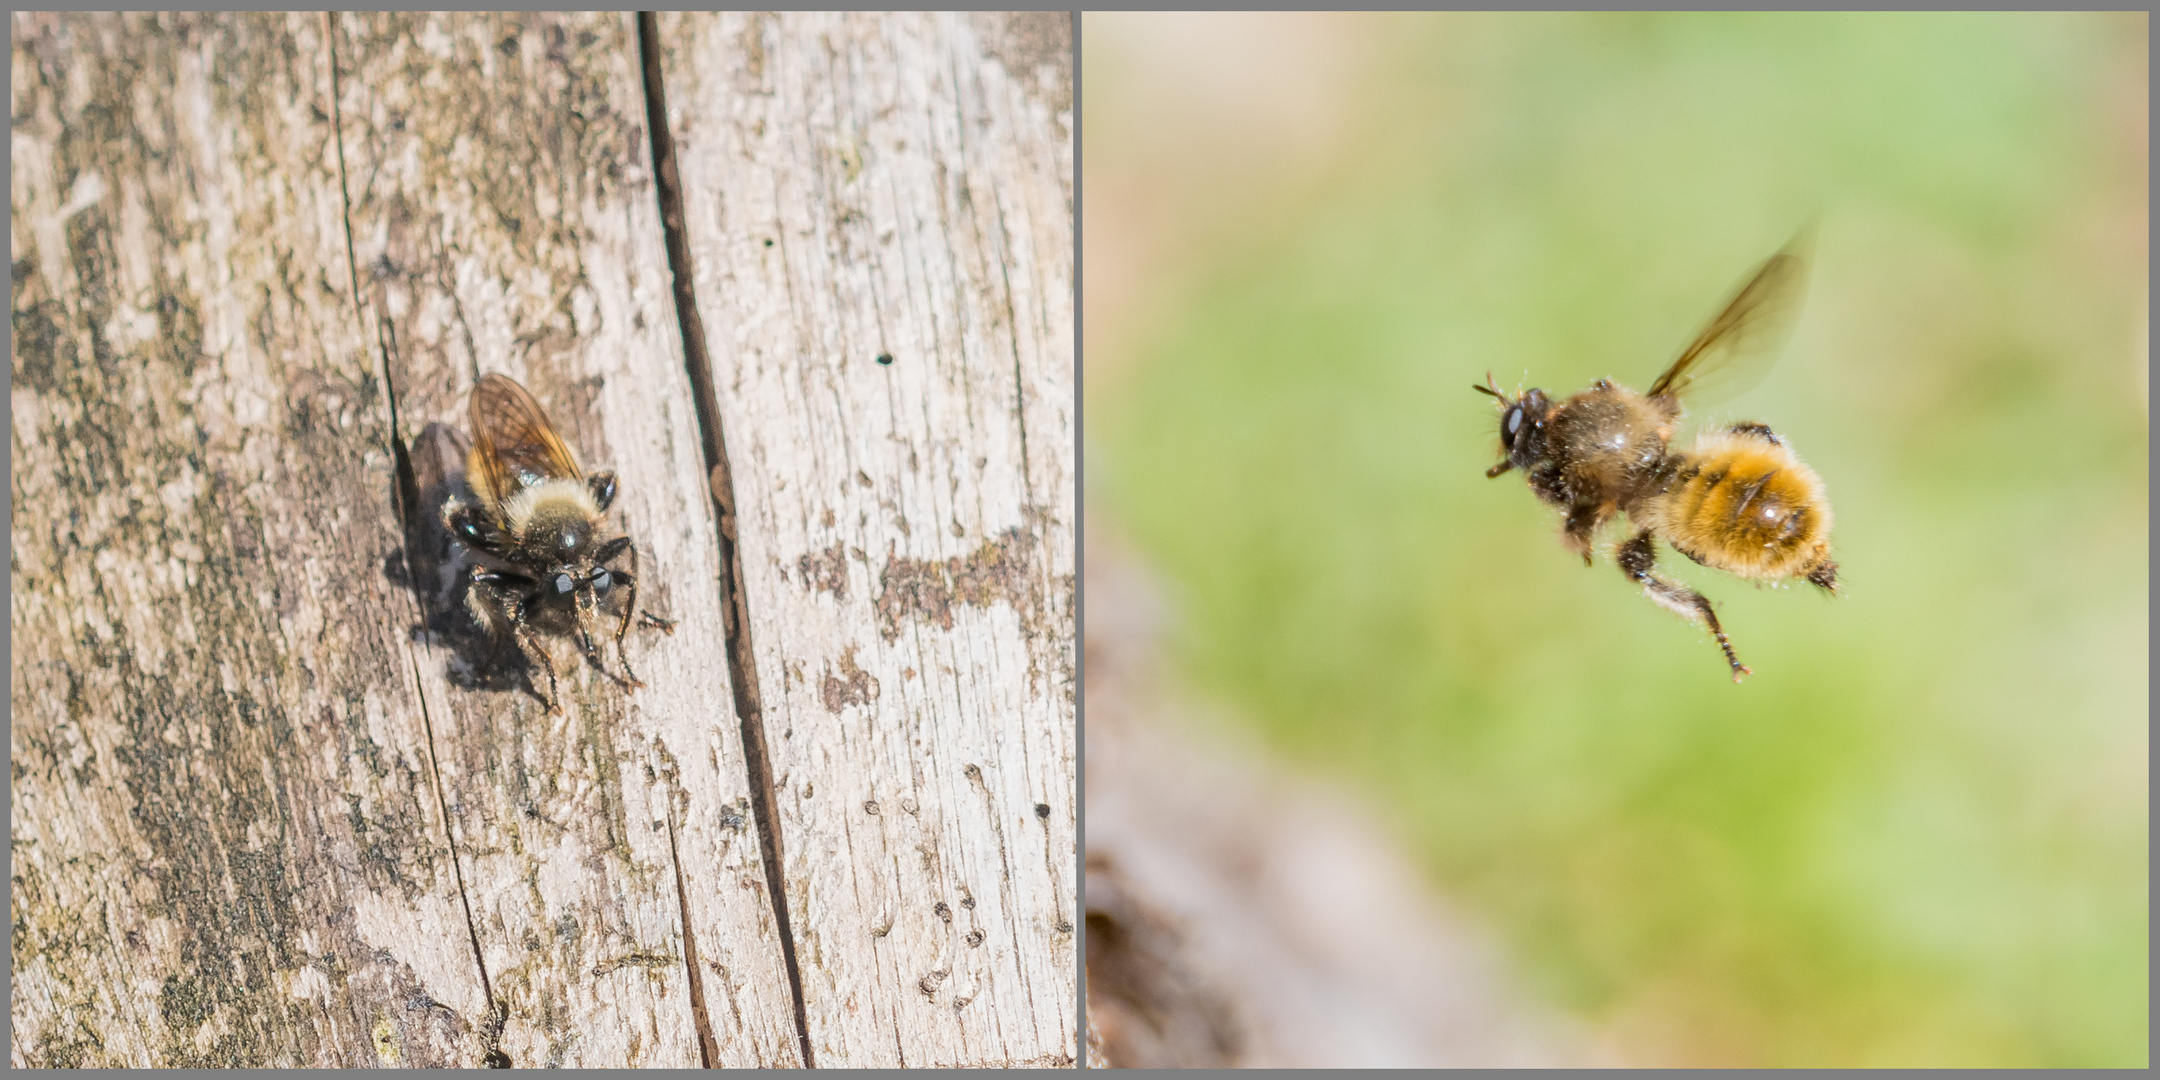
(11, 11), (480, 1067)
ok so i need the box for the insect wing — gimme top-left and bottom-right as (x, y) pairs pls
(1644, 225), (1814, 407)
(467, 373), (583, 508)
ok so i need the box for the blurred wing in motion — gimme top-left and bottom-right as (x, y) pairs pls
(1644, 222), (1816, 407)
(466, 373), (583, 510)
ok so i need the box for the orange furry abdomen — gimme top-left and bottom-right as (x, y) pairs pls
(1646, 430), (1833, 581)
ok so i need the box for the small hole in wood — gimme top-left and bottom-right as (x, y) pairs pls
(763, 238), (774, 247)
(483, 1050), (512, 1068)
(875, 353), (893, 366)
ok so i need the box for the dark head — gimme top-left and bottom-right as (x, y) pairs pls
(1471, 373), (1552, 479)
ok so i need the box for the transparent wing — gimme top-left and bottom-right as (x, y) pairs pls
(1644, 223), (1815, 407)
(465, 373), (582, 509)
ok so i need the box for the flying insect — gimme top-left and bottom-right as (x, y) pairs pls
(1474, 227), (1837, 681)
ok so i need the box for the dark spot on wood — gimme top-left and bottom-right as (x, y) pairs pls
(875, 352), (892, 365)
(971, 12), (1071, 118)
(818, 644), (878, 714)
(933, 901), (952, 923)
(872, 526), (1044, 643)
(796, 543), (848, 599)
(965, 929), (985, 948)
(1034, 802), (1051, 819)
(863, 799), (881, 816)
(917, 969), (948, 998)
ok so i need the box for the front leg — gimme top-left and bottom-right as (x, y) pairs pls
(1561, 501), (1609, 568)
(475, 570), (557, 712)
(1614, 529), (1751, 682)
(612, 539), (645, 689)
(589, 535), (647, 691)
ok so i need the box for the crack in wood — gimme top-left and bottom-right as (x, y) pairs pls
(327, 12), (499, 1065)
(637, 10), (815, 1069)
(663, 807), (718, 1067)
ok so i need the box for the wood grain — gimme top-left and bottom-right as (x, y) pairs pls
(7, 11), (801, 1067)
(657, 12), (1077, 1067)
(9, 12), (484, 1067)
(325, 11), (798, 1067)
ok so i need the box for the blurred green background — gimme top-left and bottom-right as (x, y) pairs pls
(1083, 12), (2145, 1067)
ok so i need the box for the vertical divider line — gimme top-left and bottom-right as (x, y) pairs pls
(635, 11), (817, 1068)
(327, 11), (503, 1067)
(1066, 9), (1090, 1068)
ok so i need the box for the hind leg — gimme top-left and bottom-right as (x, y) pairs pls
(1727, 421), (1783, 446)
(1615, 530), (1751, 682)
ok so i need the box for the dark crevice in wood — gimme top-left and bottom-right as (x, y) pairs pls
(636, 11), (816, 1068)
(666, 799), (721, 1067)
(327, 12), (500, 1063)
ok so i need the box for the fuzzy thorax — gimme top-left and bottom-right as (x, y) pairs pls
(499, 478), (602, 561)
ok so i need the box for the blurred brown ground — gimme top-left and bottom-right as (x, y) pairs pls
(1082, 527), (1601, 1068)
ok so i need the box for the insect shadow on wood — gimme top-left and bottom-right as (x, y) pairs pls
(393, 382), (678, 712)
(390, 420), (531, 695)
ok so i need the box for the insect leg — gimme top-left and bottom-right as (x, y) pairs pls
(1805, 558), (1839, 594)
(1615, 529), (1751, 682)
(572, 587), (612, 677)
(612, 540), (646, 689)
(468, 567), (534, 679)
(1727, 421), (1784, 446)
(1562, 503), (1607, 568)
(509, 588), (562, 712)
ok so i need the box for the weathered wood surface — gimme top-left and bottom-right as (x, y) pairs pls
(327, 11), (799, 1068)
(10, 10), (1073, 1068)
(657, 12), (1077, 1067)
(10, 12), (490, 1067)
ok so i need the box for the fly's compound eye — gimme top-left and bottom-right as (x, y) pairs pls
(590, 568), (612, 592)
(1502, 405), (1524, 448)
(554, 572), (576, 595)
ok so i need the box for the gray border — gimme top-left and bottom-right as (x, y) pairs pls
(1068, 10), (1087, 1067)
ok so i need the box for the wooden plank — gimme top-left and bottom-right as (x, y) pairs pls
(324, 11), (798, 1067)
(8, 11), (812, 1067)
(656, 11), (1077, 1067)
(9, 12), (486, 1066)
